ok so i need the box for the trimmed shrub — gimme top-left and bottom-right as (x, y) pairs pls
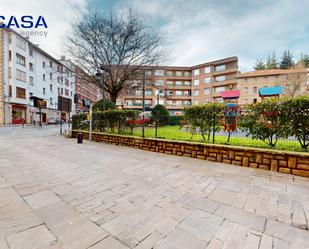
(72, 110), (139, 134)
(151, 104), (170, 126)
(93, 99), (116, 111)
(281, 96), (309, 149)
(169, 115), (184, 126)
(239, 98), (289, 147)
(184, 103), (224, 140)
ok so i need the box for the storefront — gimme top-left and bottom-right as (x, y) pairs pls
(11, 105), (27, 124)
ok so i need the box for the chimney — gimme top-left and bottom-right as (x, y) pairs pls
(60, 55), (66, 61)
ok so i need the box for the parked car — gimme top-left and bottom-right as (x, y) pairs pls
(47, 118), (61, 124)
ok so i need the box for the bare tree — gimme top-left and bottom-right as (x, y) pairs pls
(285, 66), (308, 97)
(67, 10), (165, 103)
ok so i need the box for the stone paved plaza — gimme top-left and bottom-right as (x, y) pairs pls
(0, 126), (309, 249)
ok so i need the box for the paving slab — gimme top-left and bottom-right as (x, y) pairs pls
(0, 127), (309, 249)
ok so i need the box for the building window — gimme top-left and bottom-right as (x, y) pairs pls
(193, 79), (200, 86)
(29, 76), (34, 85)
(43, 61), (45, 68)
(43, 74), (46, 81)
(204, 88), (210, 95)
(50, 97), (53, 105)
(175, 71), (182, 76)
(29, 62), (34, 71)
(184, 81), (191, 86)
(204, 66), (211, 74)
(193, 90), (199, 96)
(50, 61), (53, 68)
(155, 70), (164, 76)
(214, 86), (225, 93)
(175, 81), (183, 86)
(43, 88), (46, 95)
(145, 70), (152, 77)
(215, 64), (226, 72)
(193, 69), (200, 76)
(29, 92), (33, 97)
(16, 69), (26, 82)
(50, 84), (53, 92)
(244, 87), (248, 93)
(135, 90), (142, 96)
(16, 36), (26, 50)
(16, 87), (26, 99)
(61, 88), (63, 95)
(58, 88), (60, 94)
(9, 85), (12, 97)
(9, 51), (12, 61)
(184, 71), (191, 77)
(167, 80), (173, 86)
(9, 67), (12, 78)
(145, 90), (152, 96)
(65, 89), (69, 96)
(155, 80), (164, 86)
(16, 53), (26, 66)
(166, 71), (173, 76)
(29, 48), (33, 57)
(65, 78), (69, 86)
(176, 90), (183, 96)
(244, 79), (247, 83)
(214, 75), (226, 82)
(50, 73), (53, 80)
(204, 77), (211, 84)
(253, 87), (258, 93)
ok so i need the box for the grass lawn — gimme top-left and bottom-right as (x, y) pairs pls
(130, 126), (305, 152)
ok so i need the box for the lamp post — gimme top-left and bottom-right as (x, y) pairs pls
(142, 70), (145, 138)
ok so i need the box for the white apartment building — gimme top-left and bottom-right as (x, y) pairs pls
(0, 28), (75, 125)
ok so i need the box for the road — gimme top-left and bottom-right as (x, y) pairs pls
(0, 127), (308, 249)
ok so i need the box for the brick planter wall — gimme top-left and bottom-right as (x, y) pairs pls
(72, 131), (309, 178)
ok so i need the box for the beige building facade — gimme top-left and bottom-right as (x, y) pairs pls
(238, 68), (309, 105)
(117, 57), (238, 114)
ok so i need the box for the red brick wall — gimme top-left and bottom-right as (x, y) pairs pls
(72, 131), (309, 178)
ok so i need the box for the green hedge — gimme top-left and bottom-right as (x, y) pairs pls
(72, 110), (139, 134)
(169, 115), (184, 126)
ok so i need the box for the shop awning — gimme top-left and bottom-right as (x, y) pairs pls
(221, 90), (240, 99)
(259, 86), (283, 97)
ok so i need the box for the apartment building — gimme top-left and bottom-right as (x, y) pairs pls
(73, 66), (102, 112)
(238, 68), (309, 105)
(191, 57), (238, 105)
(117, 56), (238, 114)
(0, 28), (75, 125)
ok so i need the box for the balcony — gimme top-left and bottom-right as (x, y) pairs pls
(166, 84), (192, 89)
(212, 78), (237, 86)
(212, 67), (238, 76)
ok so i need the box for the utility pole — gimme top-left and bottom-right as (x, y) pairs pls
(142, 70), (145, 138)
(89, 102), (93, 142)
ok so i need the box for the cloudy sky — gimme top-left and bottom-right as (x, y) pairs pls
(2, 0), (309, 71)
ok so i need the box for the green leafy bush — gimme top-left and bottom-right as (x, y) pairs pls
(184, 103), (224, 140)
(151, 104), (170, 126)
(281, 96), (309, 149)
(72, 110), (139, 134)
(239, 98), (289, 147)
(93, 99), (116, 111)
(169, 115), (184, 126)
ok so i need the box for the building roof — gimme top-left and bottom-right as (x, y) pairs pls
(238, 69), (289, 78)
(259, 86), (283, 96)
(238, 68), (308, 78)
(221, 90), (240, 99)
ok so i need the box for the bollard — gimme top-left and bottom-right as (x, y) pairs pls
(77, 133), (83, 144)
